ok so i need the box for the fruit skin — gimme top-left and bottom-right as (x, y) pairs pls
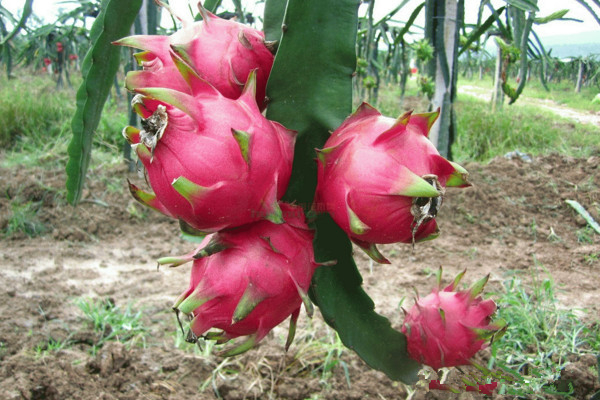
(166, 203), (318, 350)
(122, 66), (296, 233)
(401, 270), (505, 370)
(314, 103), (469, 262)
(114, 4), (273, 109)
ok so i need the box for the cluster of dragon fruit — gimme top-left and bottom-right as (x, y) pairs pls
(116, 3), (504, 368)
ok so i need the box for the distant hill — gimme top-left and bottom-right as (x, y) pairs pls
(538, 30), (600, 58)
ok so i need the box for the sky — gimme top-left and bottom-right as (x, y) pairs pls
(4, 0), (600, 40)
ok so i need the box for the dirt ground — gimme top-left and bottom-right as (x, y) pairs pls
(1, 151), (600, 400)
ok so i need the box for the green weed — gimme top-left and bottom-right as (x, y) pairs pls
(0, 73), (127, 168)
(584, 253), (600, 264)
(488, 261), (599, 398)
(0, 75), (73, 148)
(547, 227), (563, 243)
(34, 337), (69, 357)
(3, 201), (46, 237)
(576, 227), (595, 244)
(74, 297), (147, 354)
(453, 95), (600, 162)
(374, 80), (427, 117)
(373, 82), (600, 163)
(530, 218), (538, 242)
(200, 358), (245, 395)
(0, 341), (6, 360)
(287, 325), (351, 389)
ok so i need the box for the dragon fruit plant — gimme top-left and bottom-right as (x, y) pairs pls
(401, 269), (506, 370)
(314, 103), (470, 263)
(67, 0), (487, 384)
(158, 203), (320, 355)
(114, 3), (274, 110)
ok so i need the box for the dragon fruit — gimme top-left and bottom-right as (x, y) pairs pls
(401, 269), (506, 370)
(158, 203), (319, 355)
(314, 103), (470, 263)
(123, 60), (295, 233)
(114, 2), (273, 109)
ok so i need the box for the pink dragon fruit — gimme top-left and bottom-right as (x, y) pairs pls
(401, 269), (506, 370)
(114, 2), (273, 109)
(314, 103), (470, 263)
(158, 203), (319, 355)
(123, 64), (296, 233)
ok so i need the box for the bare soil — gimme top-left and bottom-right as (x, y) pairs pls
(1, 152), (599, 399)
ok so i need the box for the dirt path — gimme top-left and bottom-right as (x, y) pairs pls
(459, 85), (600, 127)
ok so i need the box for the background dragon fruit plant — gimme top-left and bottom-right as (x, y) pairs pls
(65, 0), (495, 384)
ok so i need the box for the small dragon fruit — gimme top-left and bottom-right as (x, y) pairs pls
(114, 2), (273, 109)
(401, 269), (506, 370)
(123, 64), (295, 233)
(159, 203), (320, 355)
(314, 103), (470, 263)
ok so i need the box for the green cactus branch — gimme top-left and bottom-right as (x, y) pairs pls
(263, 0), (287, 43)
(0, 0), (34, 46)
(508, 11), (534, 104)
(66, 0), (142, 205)
(265, 0), (421, 383)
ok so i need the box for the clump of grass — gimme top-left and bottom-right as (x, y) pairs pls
(453, 95), (600, 162)
(75, 297), (147, 353)
(287, 325), (351, 389)
(34, 337), (70, 358)
(576, 226), (596, 244)
(373, 80), (426, 117)
(3, 201), (46, 238)
(0, 73), (127, 168)
(488, 262), (600, 398)
(0, 74), (74, 148)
